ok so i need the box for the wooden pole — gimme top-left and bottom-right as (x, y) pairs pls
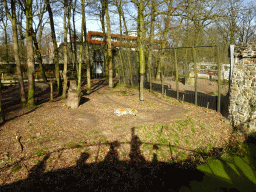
(0, 77), (4, 123)
(217, 46), (221, 113)
(50, 80), (53, 102)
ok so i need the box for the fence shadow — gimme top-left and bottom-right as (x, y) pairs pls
(143, 81), (229, 118)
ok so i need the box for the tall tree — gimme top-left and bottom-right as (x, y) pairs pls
(45, 0), (61, 95)
(99, 0), (108, 81)
(77, 0), (85, 91)
(83, 11), (91, 92)
(236, 2), (256, 44)
(25, 0), (35, 106)
(62, 0), (68, 98)
(104, 0), (113, 88)
(132, 0), (145, 103)
(32, 0), (47, 82)
(72, 0), (78, 73)
(147, 0), (156, 92)
(1, 17), (9, 64)
(4, 0), (26, 105)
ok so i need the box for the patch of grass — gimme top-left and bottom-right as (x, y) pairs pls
(176, 119), (190, 127)
(30, 136), (35, 140)
(191, 127), (196, 133)
(11, 165), (21, 173)
(34, 159), (41, 164)
(225, 142), (249, 156)
(77, 148), (82, 153)
(119, 133), (126, 138)
(103, 102), (112, 109)
(98, 136), (107, 142)
(142, 144), (152, 150)
(30, 125), (35, 130)
(65, 141), (82, 149)
(157, 137), (168, 145)
(89, 130), (100, 135)
(160, 151), (167, 159)
(199, 124), (206, 130)
(34, 149), (46, 157)
(48, 158), (53, 163)
(205, 143), (214, 153)
(185, 110), (190, 114)
(178, 152), (188, 161)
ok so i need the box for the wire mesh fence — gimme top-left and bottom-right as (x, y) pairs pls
(115, 45), (230, 117)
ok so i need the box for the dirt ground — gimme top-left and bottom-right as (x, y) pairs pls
(0, 78), (246, 191)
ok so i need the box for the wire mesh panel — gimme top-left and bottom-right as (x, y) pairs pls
(116, 44), (230, 116)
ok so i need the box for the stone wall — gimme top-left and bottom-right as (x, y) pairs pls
(229, 43), (256, 136)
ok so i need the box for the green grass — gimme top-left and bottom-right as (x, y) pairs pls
(65, 141), (83, 149)
(89, 130), (100, 135)
(103, 102), (112, 109)
(184, 142), (256, 191)
(47, 158), (53, 163)
(11, 165), (21, 173)
(34, 149), (46, 157)
(98, 136), (107, 142)
(199, 124), (206, 130)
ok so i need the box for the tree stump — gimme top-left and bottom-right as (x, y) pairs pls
(69, 80), (78, 90)
(66, 89), (82, 109)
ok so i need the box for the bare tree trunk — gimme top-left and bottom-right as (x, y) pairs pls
(62, 0), (68, 98)
(26, 0), (35, 107)
(148, 0), (156, 92)
(4, 0), (26, 105)
(100, 0), (108, 81)
(105, 0), (113, 88)
(17, 8), (26, 65)
(34, 5), (47, 83)
(2, 18), (9, 64)
(120, 5), (133, 85)
(32, 27), (47, 82)
(115, 0), (124, 83)
(45, 0), (61, 95)
(73, 0), (78, 73)
(77, 0), (85, 91)
(84, 14), (91, 92)
(138, 0), (145, 103)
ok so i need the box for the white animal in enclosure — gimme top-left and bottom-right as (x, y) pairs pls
(114, 108), (138, 116)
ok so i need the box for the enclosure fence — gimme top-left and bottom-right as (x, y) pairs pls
(115, 45), (230, 117)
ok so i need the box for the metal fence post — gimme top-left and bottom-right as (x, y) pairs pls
(192, 46), (198, 106)
(217, 46), (221, 113)
(174, 48), (179, 100)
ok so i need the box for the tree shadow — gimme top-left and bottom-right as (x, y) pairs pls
(185, 133), (256, 192)
(1, 82), (59, 123)
(2, 128), (254, 192)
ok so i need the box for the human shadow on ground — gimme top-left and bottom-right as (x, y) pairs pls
(2, 126), (250, 192)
